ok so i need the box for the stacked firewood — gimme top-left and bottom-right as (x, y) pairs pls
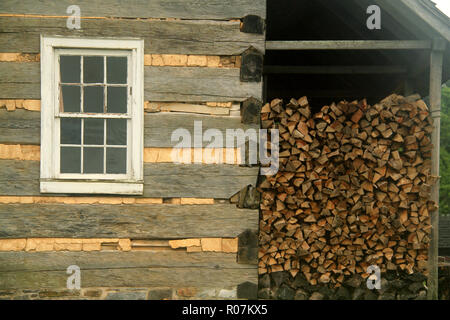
(258, 94), (436, 287)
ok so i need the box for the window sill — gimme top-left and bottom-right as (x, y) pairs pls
(40, 181), (143, 195)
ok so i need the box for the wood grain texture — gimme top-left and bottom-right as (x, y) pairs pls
(0, 251), (251, 272)
(0, 160), (259, 198)
(0, 203), (258, 238)
(0, 16), (265, 55)
(0, 0), (266, 20)
(143, 163), (258, 198)
(144, 66), (262, 101)
(0, 251), (257, 289)
(0, 63), (262, 101)
(0, 110), (259, 147)
(0, 267), (257, 290)
(0, 109), (40, 144)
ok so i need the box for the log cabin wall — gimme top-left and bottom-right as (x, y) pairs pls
(0, 0), (265, 300)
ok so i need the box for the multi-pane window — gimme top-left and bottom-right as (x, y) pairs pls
(59, 53), (129, 175)
(40, 37), (144, 194)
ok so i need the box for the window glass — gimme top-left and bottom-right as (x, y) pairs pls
(107, 119), (127, 145)
(106, 148), (127, 174)
(61, 85), (81, 112)
(84, 147), (104, 173)
(84, 86), (104, 113)
(83, 56), (104, 83)
(107, 57), (127, 84)
(84, 118), (104, 145)
(60, 118), (81, 144)
(107, 87), (127, 113)
(60, 147), (81, 173)
(60, 55), (80, 83)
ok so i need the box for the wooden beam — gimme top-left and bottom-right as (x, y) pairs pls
(265, 40), (431, 51)
(0, 203), (258, 239)
(0, 16), (265, 55)
(427, 38), (445, 300)
(0, 160), (259, 199)
(0, 251), (256, 290)
(263, 65), (408, 75)
(397, 0), (450, 42)
(0, 0), (267, 20)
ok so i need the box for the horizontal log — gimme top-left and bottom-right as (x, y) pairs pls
(0, 251), (251, 272)
(0, 17), (265, 55)
(0, 160), (259, 198)
(0, 252), (257, 289)
(265, 40), (432, 50)
(0, 109), (40, 144)
(0, 63), (262, 101)
(0, 203), (258, 239)
(0, 0), (266, 20)
(143, 163), (258, 198)
(0, 110), (259, 147)
(144, 66), (262, 101)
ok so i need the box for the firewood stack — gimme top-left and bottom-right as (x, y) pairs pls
(258, 94), (436, 288)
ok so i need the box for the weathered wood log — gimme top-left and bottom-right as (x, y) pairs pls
(0, 251), (256, 289)
(0, 203), (258, 238)
(0, 0), (266, 20)
(0, 17), (265, 55)
(0, 160), (258, 198)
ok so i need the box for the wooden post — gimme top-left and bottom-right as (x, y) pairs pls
(427, 38), (446, 300)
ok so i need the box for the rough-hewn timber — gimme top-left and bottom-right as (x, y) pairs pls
(0, 0), (266, 20)
(0, 17), (265, 55)
(0, 251), (257, 289)
(0, 160), (259, 198)
(0, 203), (258, 238)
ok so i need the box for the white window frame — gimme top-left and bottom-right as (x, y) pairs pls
(40, 36), (144, 195)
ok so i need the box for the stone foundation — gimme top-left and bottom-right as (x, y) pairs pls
(0, 286), (239, 300)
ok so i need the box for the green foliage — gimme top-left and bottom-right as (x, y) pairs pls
(440, 87), (450, 215)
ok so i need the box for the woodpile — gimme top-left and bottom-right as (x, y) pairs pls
(258, 94), (436, 288)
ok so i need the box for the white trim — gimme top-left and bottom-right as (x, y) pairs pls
(40, 181), (143, 195)
(40, 36), (144, 195)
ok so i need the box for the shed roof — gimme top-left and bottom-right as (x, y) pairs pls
(264, 0), (450, 105)
(392, 0), (450, 42)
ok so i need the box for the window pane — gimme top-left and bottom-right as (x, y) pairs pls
(60, 118), (81, 144)
(84, 86), (104, 113)
(60, 55), (80, 83)
(83, 56), (104, 83)
(107, 57), (127, 84)
(106, 148), (127, 174)
(107, 87), (127, 113)
(107, 119), (127, 145)
(83, 147), (104, 173)
(60, 147), (81, 173)
(61, 85), (80, 112)
(84, 118), (104, 145)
